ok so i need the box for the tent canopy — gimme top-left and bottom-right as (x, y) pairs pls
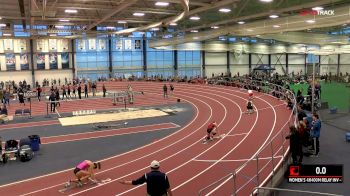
(253, 65), (275, 71)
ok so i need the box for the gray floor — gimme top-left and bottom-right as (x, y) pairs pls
(278, 110), (350, 196)
(0, 103), (194, 185)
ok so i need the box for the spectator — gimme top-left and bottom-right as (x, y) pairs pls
(119, 160), (173, 196)
(37, 85), (42, 102)
(4, 90), (10, 106)
(0, 89), (3, 103)
(310, 113), (321, 157)
(285, 126), (303, 164)
(92, 82), (97, 96)
(102, 84), (107, 97)
(84, 83), (88, 98)
(78, 85), (82, 99)
(49, 91), (56, 112)
(163, 84), (168, 99)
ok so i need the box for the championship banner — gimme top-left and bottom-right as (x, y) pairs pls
(36, 53), (45, 70)
(62, 39), (69, 50)
(78, 39), (86, 50)
(61, 52), (69, 69)
(124, 39), (132, 50)
(37, 39), (44, 51)
(5, 53), (16, 71)
(89, 38), (96, 50)
(49, 39), (57, 50)
(20, 53), (29, 70)
(4, 39), (13, 51)
(135, 40), (141, 50)
(99, 39), (106, 50)
(116, 39), (122, 50)
(20, 39), (27, 50)
(49, 53), (58, 69)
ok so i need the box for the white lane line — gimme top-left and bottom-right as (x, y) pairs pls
(193, 156), (283, 163)
(225, 133), (248, 137)
(256, 103), (286, 111)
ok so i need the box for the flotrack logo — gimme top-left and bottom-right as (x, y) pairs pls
(300, 9), (335, 16)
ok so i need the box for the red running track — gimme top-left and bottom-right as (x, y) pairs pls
(0, 82), (293, 196)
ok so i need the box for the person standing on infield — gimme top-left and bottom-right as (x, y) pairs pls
(119, 160), (173, 196)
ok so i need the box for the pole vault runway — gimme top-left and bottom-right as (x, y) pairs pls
(0, 82), (292, 196)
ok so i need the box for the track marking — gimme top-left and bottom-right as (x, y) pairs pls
(256, 103), (286, 111)
(225, 133), (248, 137)
(193, 156), (283, 162)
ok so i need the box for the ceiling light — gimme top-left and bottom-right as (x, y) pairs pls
(247, 29), (253, 32)
(155, 2), (169, 6)
(118, 21), (127, 24)
(65, 9), (77, 13)
(191, 30), (198, 33)
(343, 24), (347, 26)
(269, 15), (279, 19)
(169, 22), (177, 26)
(260, 0), (273, 2)
(273, 25), (280, 28)
(151, 27), (159, 31)
(133, 12), (145, 17)
(306, 20), (315, 23)
(0, 17), (2, 20)
(0, 23), (6, 27)
(190, 16), (200, 20)
(49, 34), (57, 37)
(312, 7), (324, 11)
(59, 19), (70, 22)
(193, 37), (199, 40)
(256, 35), (261, 37)
(106, 26), (115, 29)
(237, 21), (245, 24)
(3, 33), (11, 36)
(55, 25), (64, 28)
(211, 26), (219, 29)
(219, 8), (231, 13)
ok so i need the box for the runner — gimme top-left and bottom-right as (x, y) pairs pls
(66, 160), (101, 187)
(246, 100), (254, 114)
(203, 121), (218, 142)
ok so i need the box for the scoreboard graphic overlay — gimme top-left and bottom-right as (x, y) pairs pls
(288, 164), (343, 183)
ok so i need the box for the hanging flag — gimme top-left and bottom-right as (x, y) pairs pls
(49, 39), (57, 50)
(49, 53), (58, 69)
(4, 39), (13, 51)
(20, 53), (29, 70)
(99, 39), (106, 50)
(5, 53), (16, 71)
(36, 53), (45, 70)
(116, 39), (123, 50)
(61, 52), (69, 69)
(89, 38), (96, 50)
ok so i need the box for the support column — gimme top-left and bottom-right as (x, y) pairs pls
(29, 39), (35, 87)
(174, 50), (178, 76)
(71, 39), (76, 79)
(286, 53), (289, 75)
(268, 54), (271, 67)
(337, 54), (340, 77)
(142, 38), (147, 77)
(304, 54), (307, 75)
(201, 50), (206, 77)
(226, 51), (230, 75)
(248, 53), (252, 73)
(108, 36), (113, 78)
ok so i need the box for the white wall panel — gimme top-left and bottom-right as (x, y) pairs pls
(339, 64), (350, 74)
(251, 54), (268, 65)
(289, 54), (305, 64)
(205, 65), (227, 77)
(0, 71), (32, 84)
(340, 54), (350, 64)
(230, 65), (249, 76)
(230, 53), (249, 65)
(35, 70), (73, 84)
(205, 52), (227, 65)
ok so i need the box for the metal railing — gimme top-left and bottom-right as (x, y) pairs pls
(198, 78), (298, 196)
(252, 187), (343, 196)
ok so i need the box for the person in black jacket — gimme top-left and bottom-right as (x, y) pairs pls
(286, 126), (303, 164)
(119, 160), (173, 196)
(78, 85), (82, 99)
(84, 84), (88, 98)
(49, 91), (56, 112)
